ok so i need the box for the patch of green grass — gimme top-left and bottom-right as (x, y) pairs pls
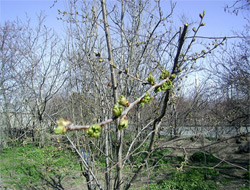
(149, 149), (172, 168)
(220, 177), (232, 184)
(139, 168), (219, 190)
(240, 187), (250, 190)
(0, 143), (80, 189)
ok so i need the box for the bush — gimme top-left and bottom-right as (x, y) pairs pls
(190, 152), (219, 164)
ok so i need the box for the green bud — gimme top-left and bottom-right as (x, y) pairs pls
(118, 116), (129, 130)
(95, 51), (101, 57)
(54, 118), (70, 134)
(146, 74), (155, 85)
(201, 22), (205, 26)
(199, 13), (203, 19)
(160, 69), (170, 79)
(93, 132), (101, 137)
(202, 50), (206, 54)
(125, 68), (129, 74)
(87, 124), (101, 138)
(170, 74), (176, 81)
(118, 95), (129, 107)
(161, 80), (173, 91)
(154, 86), (162, 93)
(139, 92), (152, 106)
(54, 126), (67, 134)
(139, 102), (145, 107)
(86, 128), (94, 136)
(113, 104), (123, 117)
(192, 27), (197, 33)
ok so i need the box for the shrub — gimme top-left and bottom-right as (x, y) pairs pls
(190, 152), (219, 164)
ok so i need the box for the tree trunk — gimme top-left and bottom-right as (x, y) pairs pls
(100, 0), (122, 189)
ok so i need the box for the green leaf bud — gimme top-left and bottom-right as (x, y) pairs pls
(87, 124), (101, 138)
(192, 27), (197, 33)
(118, 95), (129, 107)
(170, 74), (176, 81)
(54, 126), (67, 134)
(146, 74), (155, 85)
(139, 92), (152, 106)
(86, 128), (94, 136)
(161, 80), (173, 91)
(54, 118), (70, 134)
(113, 104), (123, 117)
(154, 86), (162, 93)
(160, 69), (170, 79)
(125, 68), (129, 74)
(139, 102), (145, 107)
(118, 115), (128, 130)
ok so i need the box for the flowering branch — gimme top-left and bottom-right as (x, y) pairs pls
(54, 77), (171, 134)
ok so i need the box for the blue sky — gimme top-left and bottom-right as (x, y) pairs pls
(0, 0), (248, 92)
(0, 0), (67, 33)
(0, 0), (248, 38)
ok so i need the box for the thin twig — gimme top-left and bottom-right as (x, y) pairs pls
(65, 134), (103, 190)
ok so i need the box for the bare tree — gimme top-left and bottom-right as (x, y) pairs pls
(0, 13), (67, 144)
(52, 1), (235, 189)
(206, 24), (250, 133)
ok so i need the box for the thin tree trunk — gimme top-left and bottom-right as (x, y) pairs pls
(100, 0), (122, 189)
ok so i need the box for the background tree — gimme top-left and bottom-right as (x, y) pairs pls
(205, 24), (250, 133)
(0, 13), (67, 144)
